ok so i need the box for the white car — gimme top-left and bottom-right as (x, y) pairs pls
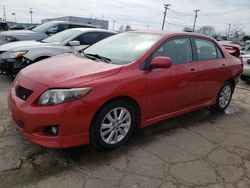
(0, 28), (116, 77)
(0, 21), (100, 45)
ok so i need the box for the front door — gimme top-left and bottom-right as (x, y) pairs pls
(146, 37), (199, 120)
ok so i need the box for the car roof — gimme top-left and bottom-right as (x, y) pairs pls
(69, 28), (117, 34)
(45, 21), (100, 27)
(130, 30), (214, 39)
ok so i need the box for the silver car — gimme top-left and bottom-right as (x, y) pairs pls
(0, 21), (100, 45)
(0, 28), (116, 77)
(241, 54), (250, 81)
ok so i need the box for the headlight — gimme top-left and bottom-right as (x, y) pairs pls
(3, 36), (17, 42)
(1, 51), (28, 60)
(38, 87), (92, 105)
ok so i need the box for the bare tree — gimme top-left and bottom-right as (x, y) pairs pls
(124, 25), (132, 32)
(198, 26), (216, 37)
(118, 25), (124, 33)
(230, 24), (244, 37)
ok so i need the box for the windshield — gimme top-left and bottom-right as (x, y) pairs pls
(84, 32), (163, 65)
(42, 29), (81, 43)
(32, 22), (55, 33)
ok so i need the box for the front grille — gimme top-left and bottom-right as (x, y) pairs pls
(0, 61), (13, 75)
(15, 85), (33, 101)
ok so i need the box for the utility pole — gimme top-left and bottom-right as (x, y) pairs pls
(193, 9), (200, 32)
(161, 4), (171, 30)
(29, 8), (33, 24)
(112, 20), (116, 31)
(227, 24), (231, 38)
(3, 5), (6, 21)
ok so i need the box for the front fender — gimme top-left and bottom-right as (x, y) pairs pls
(23, 46), (68, 61)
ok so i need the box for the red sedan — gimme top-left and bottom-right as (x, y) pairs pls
(8, 31), (242, 150)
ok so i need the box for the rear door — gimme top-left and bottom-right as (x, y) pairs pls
(193, 37), (230, 103)
(146, 37), (199, 120)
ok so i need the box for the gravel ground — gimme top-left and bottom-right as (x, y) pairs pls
(1, 75), (250, 188)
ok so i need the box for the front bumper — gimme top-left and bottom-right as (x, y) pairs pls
(0, 60), (13, 75)
(8, 75), (91, 148)
(0, 58), (25, 76)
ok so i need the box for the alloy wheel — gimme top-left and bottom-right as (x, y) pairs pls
(100, 107), (131, 144)
(219, 85), (232, 109)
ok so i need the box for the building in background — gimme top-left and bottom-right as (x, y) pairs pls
(42, 16), (109, 30)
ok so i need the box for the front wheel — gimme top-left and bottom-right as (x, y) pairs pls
(212, 81), (233, 112)
(90, 100), (136, 150)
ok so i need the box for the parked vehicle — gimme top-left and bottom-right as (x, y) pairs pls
(9, 25), (26, 30)
(8, 31), (242, 150)
(0, 21), (100, 45)
(241, 54), (250, 81)
(0, 21), (8, 31)
(0, 28), (116, 77)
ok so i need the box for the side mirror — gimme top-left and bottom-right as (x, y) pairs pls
(45, 28), (57, 35)
(68, 41), (80, 46)
(150, 56), (172, 69)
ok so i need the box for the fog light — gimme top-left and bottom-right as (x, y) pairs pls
(51, 126), (57, 135)
(43, 125), (59, 136)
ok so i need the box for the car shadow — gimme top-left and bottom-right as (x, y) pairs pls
(1, 105), (241, 188)
(61, 107), (225, 165)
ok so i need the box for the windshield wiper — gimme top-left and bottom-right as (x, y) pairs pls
(84, 53), (112, 63)
(37, 39), (45, 43)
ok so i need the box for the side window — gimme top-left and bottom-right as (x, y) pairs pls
(102, 32), (114, 40)
(216, 47), (224, 58)
(194, 38), (218, 60)
(74, 32), (101, 45)
(69, 24), (86, 29)
(153, 38), (193, 65)
(50, 24), (68, 33)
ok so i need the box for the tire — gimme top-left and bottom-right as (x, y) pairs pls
(90, 100), (136, 150)
(241, 75), (250, 81)
(211, 81), (233, 112)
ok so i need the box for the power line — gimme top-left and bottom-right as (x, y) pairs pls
(193, 9), (200, 31)
(161, 4), (171, 30)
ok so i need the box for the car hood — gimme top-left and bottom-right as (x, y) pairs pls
(0, 41), (51, 51)
(0, 30), (37, 36)
(21, 53), (123, 88)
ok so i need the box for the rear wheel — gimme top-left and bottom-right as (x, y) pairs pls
(212, 81), (233, 112)
(90, 100), (136, 150)
(241, 75), (250, 81)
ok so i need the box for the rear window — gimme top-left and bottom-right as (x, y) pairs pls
(194, 38), (224, 60)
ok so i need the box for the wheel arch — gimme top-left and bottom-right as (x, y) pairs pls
(33, 56), (51, 62)
(90, 96), (141, 131)
(226, 77), (236, 92)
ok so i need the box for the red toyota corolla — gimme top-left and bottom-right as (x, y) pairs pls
(8, 31), (242, 150)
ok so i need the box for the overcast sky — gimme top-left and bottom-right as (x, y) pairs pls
(1, 0), (250, 34)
